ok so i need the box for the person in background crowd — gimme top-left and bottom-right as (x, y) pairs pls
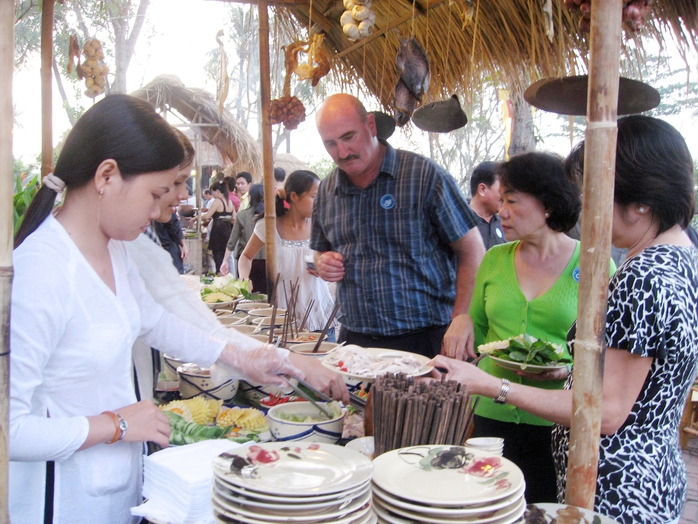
(240, 171), (337, 335)
(8, 95), (341, 524)
(469, 161), (505, 250)
(274, 167), (286, 192)
(312, 93), (485, 358)
(236, 171), (252, 211)
(431, 115), (697, 524)
(220, 183), (266, 290)
(202, 188), (214, 210)
(223, 176), (241, 212)
(201, 180), (235, 274)
(153, 212), (187, 274)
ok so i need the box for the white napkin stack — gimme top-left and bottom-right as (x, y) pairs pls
(131, 440), (243, 524)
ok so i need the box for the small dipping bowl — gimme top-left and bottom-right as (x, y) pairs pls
(288, 341), (340, 357)
(177, 363), (238, 401)
(465, 437), (504, 456)
(267, 402), (345, 444)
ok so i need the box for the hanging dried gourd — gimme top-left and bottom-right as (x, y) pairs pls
(292, 34), (330, 87)
(269, 41), (308, 131)
(77, 38), (108, 99)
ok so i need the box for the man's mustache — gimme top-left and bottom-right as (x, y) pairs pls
(338, 154), (359, 163)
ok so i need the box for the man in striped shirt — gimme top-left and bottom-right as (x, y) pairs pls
(311, 94), (485, 360)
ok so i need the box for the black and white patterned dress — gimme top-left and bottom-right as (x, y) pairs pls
(552, 245), (698, 524)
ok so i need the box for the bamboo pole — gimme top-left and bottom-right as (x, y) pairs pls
(258, 1), (278, 302)
(0, 0), (12, 518)
(0, 0), (12, 520)
(41, 0), (55, 177)
(565, 0), (622, 509)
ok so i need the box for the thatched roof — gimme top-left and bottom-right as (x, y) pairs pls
(274, 153), (311, 174)
(132, 75), (262, 179)
(268, 0), (698, 111)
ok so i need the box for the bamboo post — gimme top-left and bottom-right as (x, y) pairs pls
(0, 0), (13, 520)
(565, 0), (622, 509)
(41, 0), (56, 177)
(258, 1), (278, 301)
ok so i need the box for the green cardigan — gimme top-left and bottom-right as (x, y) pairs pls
(470, 240), (613, 426)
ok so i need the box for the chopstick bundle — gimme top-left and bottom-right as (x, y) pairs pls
(372, 374), (472, 457)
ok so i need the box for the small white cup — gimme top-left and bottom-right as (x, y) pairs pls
(466, 437), (504, 456)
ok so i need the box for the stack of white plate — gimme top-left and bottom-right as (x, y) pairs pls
(211, 442), (376, 524)
(371, 445), (526, 524)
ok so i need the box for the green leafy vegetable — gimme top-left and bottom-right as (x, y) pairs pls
(478, 334), (572, 369)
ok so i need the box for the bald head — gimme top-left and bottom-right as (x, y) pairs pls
(315, 94), (382, 183)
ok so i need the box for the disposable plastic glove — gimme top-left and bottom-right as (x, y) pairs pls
(210, 327), (304, 386)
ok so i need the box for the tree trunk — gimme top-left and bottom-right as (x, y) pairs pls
(507, 90), (536, 157)
(109, 0), (150, 94)
(52, 57), (76, 126)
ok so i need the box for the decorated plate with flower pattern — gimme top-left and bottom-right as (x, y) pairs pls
(212, 442), (373, 496)
(371, 446), (524, 507)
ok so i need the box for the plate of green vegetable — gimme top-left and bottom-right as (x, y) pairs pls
(478, 334), (572, 373)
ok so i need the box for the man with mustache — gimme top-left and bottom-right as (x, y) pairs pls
(311, 94), (485, 359)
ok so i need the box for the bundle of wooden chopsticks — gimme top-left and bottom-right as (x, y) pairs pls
(372, 374), (476, 457)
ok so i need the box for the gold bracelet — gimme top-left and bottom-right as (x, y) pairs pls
(102, 411), (122, 444)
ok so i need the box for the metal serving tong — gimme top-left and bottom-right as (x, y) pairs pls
(278, 375), (335, 419)
(289, 374), (367, 410)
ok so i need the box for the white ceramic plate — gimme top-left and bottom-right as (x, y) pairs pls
(371, 446), (524, 507)
(373, 498), (525, 524)
(486, 355), (567, 374)
(372, 493), (525, 524)
(212, 496), (371, 524)
(213, 478), (369, 512)
(212, 488), (371, 522)
(371, 482), (525, 516)
(321, 347), (433, 382)
(212, 442), (373, 496)
(206, 300), (238, 310)
(215, 476), (371, 504)
(523, 503), (621, 523)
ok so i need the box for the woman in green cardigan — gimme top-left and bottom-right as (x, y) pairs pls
(465, 152), (585, 503)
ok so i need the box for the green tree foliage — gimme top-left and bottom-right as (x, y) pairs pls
(12, 157), (40, 235)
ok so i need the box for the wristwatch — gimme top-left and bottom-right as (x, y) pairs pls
(493, 378), (511, 404)
(115, 412), (128, 441)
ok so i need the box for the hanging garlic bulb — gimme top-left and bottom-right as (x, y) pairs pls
(343, 22), (360, 40)
(340, 10), (355, 27)
(343, 0), (355, 10)
(352, 5), (370, 20)
(367, 9), (376, 23)
(358, 19), (374, 37)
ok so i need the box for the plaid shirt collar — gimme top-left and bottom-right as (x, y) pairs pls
(332, 140), (398, 196)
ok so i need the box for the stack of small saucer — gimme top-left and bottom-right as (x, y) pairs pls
(466, 437), (504, 456)
(371, 445), (526, 524)
(211, 442), (376, 523)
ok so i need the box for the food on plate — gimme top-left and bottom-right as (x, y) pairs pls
(323, 345), (425, 378)
(288, 334), (319, 342)
(199, 274), (252, 302)
(478, 333), (572, 369)
(159, 397), (222, 425)
(274, 401), (343, 422)
(216, 406), (267, 430)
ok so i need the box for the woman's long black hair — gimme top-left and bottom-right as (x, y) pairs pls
(15, 95), (184, 247)
(276, 170), (320, 217)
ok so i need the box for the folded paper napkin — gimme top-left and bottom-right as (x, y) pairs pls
(131, 440), (243, 524)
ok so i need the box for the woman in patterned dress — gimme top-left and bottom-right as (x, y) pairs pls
(432, 115), (697, 524)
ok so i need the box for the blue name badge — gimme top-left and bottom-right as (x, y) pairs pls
(380, 194), (396, 210)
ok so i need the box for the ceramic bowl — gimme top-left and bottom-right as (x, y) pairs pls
(288, 341), (340, 357)
(229, 324), (257, 334)
(235, 302), (268, 313)
(283, 332), (327, 345)
(248, 307), (287, 318)
(238, 379), (296, 404)
(177, 364), (239, 401)
(163, 354), (187, 381)
(218, 315), (249, 326)
(267, 402), (345, 444)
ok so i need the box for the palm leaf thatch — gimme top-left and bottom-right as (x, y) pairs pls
(132, 75), (262, 179)
(266, 0), (698, 111)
